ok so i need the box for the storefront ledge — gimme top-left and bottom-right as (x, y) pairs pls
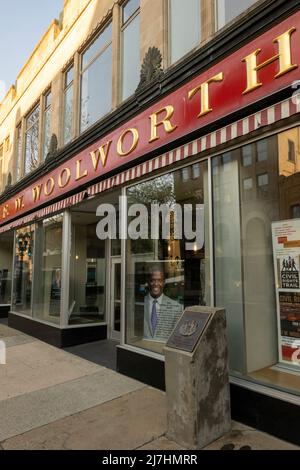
(8, 312), (107, 348)
(116, 345), (165, 391)
(0, 305), (10, 318)
(230, 381), (300, 447)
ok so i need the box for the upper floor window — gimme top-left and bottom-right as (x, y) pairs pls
(80, 22), (113, 133)
(15, 124), (22, 182)
(288, 139), (296, 163)
(4, 135), (10, 153)
(242, 145), (253, 167)
(256, 139), (268, 162)
(25, 104), (40, 175)
(169, 0), (201, 65)
(216, 0), (258, 30)
(63, 65), (74, 145)
(121, 0), (140, 101)
(43, 90), (51, 160)
(0, 145), (3, 192)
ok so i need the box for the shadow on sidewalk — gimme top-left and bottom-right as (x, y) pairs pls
(64, 340), (119, 371)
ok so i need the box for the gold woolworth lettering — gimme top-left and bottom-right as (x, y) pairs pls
(117, 128), (139, 156)
(242, 28), (297, 94)
(188, 72), (224, 117)
(0, 25), (298, 223)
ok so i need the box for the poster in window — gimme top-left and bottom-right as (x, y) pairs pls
(272, 220), (300, 365)
(51, 267), (61, 300)
(133, 260), (184, 343)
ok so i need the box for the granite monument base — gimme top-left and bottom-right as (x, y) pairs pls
(164, 306), (231, 449)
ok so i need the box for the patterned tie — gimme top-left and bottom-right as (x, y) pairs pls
(151, 300), (158, 336)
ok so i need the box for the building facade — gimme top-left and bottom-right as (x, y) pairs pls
(1, 0), (300, 444)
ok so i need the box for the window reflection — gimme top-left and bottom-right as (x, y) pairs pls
(12, 225), (35, 316)
(69, 212), (106, 325)
(32, 215), (63, 325)
(80, 23), (112, 132)
(126, 161), (210, 355)
(213, 126), (300, 396)
(216, 0), (258, 30)
(169, 0), (200, 64)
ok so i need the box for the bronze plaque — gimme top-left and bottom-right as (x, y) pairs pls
(166, 310), (212, 353)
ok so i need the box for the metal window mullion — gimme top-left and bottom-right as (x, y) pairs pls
(61, 210), (71, 328)
(106, 238), (112, 335)
(10, 230), (16, 313)
(120, 187), (127, 346)
(208, 156), (215, 307)
(30, 223), (36, 318)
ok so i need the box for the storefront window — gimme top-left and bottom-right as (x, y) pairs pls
(0, 233), (13, 305)
(213, 126), (300, 395)
(68, 211), (106, 325)
(32, 215), (63, 325)
(216, 0), (258, 30)
(125, 161), (210, 354)
(12, 225), (35, 316)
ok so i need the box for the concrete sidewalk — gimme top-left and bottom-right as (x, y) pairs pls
(0, 320), (298, 450)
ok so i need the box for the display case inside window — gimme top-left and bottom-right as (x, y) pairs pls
(125, 161), (210, 354)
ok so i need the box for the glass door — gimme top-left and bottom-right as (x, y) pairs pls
(110, 258), (121, 340)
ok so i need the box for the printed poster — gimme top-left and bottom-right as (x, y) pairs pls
(272, 220), (300, 365)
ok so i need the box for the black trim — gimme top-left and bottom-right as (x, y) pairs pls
(230, 383), (300, 447)
(8, 312), (107, 347)
(1, 0), (299, 207)
(0, 305), (9, 318)
(116, 345), (165, 391)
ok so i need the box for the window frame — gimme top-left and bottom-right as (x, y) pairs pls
(120, 0), (141, 102)
(288, 138), (296, 163)
(168, 0), (202, 66)
(63, 63), (75, 145)
(42, 88), (52, 161)
(24, 101), (41, 176)
(15, 122), (24, 182)
(167, 0), (215, 67)
(215, 0), (259, 31)
(79, 20), (113, 133)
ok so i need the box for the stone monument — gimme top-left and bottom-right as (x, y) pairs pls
(164, 306), (231, 449)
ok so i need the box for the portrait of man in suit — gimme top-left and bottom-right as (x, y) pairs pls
(143, 264), (183, 341)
